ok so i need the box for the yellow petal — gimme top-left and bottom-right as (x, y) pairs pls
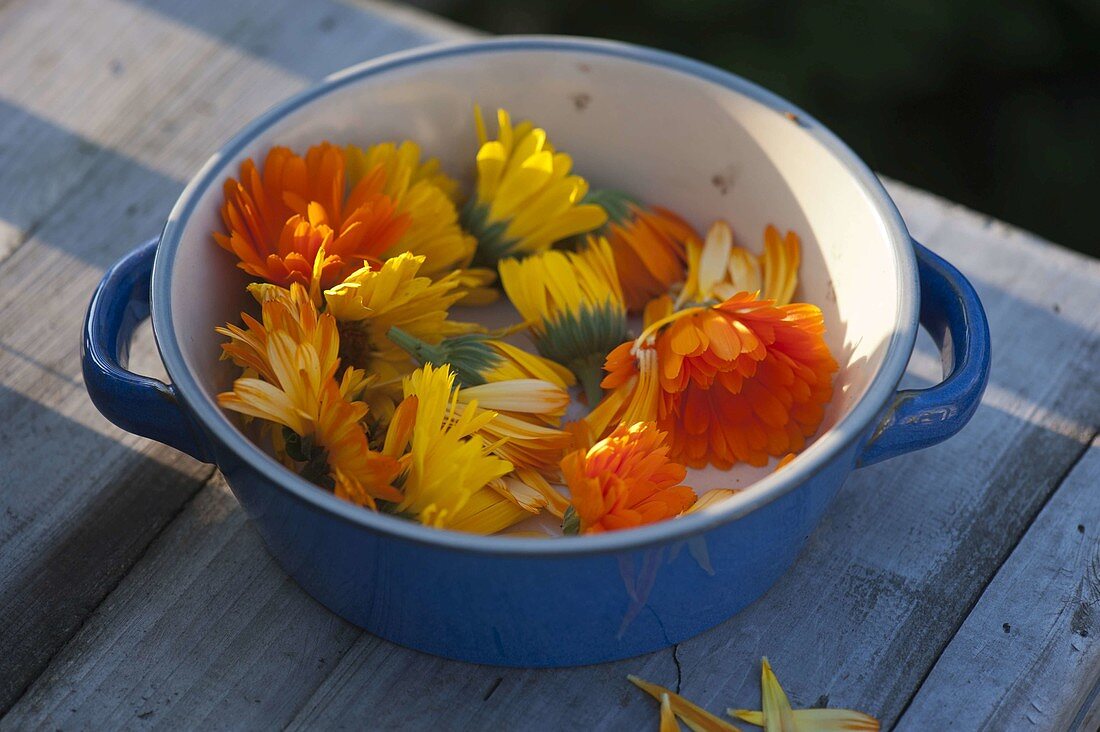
(662, 693), (682, 732)
(761, 658), (796, 732)
(727, 246), (763, 294)
(686, 489), (738, 514)
(729, 709), (879, 732)
(458, 379), (571, 416)
(628, 676), (742, 732)
(697, 220), (734, 300)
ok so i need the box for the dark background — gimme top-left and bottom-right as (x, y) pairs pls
(415, 0), (1099, 257)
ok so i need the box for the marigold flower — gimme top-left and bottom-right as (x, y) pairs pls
(391, 364), (517, 531)
(499, 237), (628, 405)
(561, 422), (696, 534)
(593, 214), (834, 470)
(456, 389), (574, 478)
(461, 106), (607, 267)
(678, 220), (801, 307)
(444, 479), (534, 535)
(216, 284), (402, 508)
(654, 294), (837, 468)
(214, 143), (411, 289)
(345, 141), (495, 302)
(585, 190), (700, 311)
(323, 253), (477, 406)
(387, 328), (576, 392)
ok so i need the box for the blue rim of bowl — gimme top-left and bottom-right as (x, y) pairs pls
(151, 35), (918, 557)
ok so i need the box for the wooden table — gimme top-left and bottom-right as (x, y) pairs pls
(1, 1), (1097, 729)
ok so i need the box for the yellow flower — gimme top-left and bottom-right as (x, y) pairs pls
(462, 106), (607, 267)
(394, 364), (515, 530)
(323, 252), (477, 408)
(499, 237), (627, 404)
(387, 327), (575, 392)
(446, 479), (536, 535)
(345, 141), (496, 303)
(345, 140), (459, 202)
(455, 386), (573, 477)
(678, 221), (801, 307)
(216, 284), (402, 508)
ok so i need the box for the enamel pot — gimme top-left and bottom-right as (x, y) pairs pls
(82, 37), (990, 667)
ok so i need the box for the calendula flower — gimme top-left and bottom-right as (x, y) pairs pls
(600, 293), (837, 469)
(387, 328), (576, 392)
(499, 237), (628, 405)
(444, 479), (534, 535)
(456, 388), (574, 478)
(585, 189), (700, 311)
(656, 295), (837, 468)
(216, 284), (402, 508)
(391, 364), (516, 530)
(323, 252), (476, 402)
(592, 217), (833, 470)
(729, 658), (880, 731)
(678, 221), (802, 307)
(561, 422), (695, 534)
(462, 106), (607, 267)
(345, 141), (495, 302)
(214, 143), (411, 289)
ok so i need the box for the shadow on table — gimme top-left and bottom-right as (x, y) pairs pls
(0, 384), (209, 713)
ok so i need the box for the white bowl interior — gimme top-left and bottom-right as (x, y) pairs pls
(166, 46), (900, 500)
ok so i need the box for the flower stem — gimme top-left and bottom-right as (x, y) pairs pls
(573, 354), (606, 407)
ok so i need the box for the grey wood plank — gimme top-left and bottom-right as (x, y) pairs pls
(2, 1), (1098, 729)
(4, 174), (1097, 730)
(0, 0), (451, 714)
(896, 438), (1100, 731)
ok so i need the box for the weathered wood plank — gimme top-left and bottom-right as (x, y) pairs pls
(5, 173), (1097, 730)
(2, 1), (1099, 729)
(0, 0), (451, 713)
(896, 438), (1100, 731)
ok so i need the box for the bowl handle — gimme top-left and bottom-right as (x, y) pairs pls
(82, 238), (214, 463)
(858, 240), (991, 467)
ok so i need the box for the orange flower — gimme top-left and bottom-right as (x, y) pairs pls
(657, 293), (837, 468)
(588, 191), (700, 311)
(595, 292), (837, 469)
(561, 422), (696, 534)
(216, 284), (403, 508)
(214, 143), (410, 289)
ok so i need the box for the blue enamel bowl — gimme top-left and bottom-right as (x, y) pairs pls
(82, 37), (990, 667)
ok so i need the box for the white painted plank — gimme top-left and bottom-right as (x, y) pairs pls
(0, 0), (450, 713)
(896, 438), (1100, 731)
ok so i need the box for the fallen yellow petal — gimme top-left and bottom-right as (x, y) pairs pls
(662, 693), (682, 732)
(729, 709), (879, 731)
(628, 675), (742, 732)
(761, 658), (796, 732)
